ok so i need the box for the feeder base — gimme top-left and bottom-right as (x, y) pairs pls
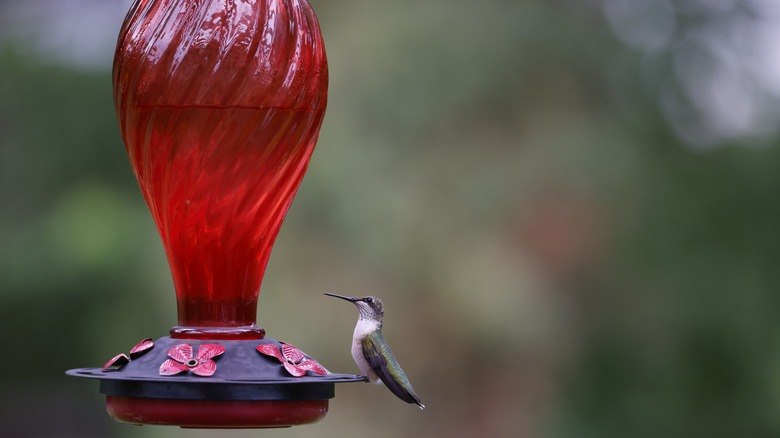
(67, 336), (365, 428)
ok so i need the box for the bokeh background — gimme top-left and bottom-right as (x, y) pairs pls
(2, 0), (780, 437)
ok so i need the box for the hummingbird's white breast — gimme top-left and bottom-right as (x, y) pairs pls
(352, 318), (382, 383)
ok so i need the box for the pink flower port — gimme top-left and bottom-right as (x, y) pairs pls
(256, 342), (327, 377)
(103, 338), (154, 372)
(159, 343), (225, 377)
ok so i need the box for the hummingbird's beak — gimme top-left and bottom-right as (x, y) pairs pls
(323, 292), (359, 302)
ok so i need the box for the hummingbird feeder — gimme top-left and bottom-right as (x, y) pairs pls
(66, 0), (364, 428)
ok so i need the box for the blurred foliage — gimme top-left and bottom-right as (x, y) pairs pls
(1, 0), (779, 437)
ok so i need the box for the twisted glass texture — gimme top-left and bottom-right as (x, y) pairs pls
(113, 0), (328, 328)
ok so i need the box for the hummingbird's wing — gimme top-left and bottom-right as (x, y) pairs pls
(361, 331), (425, 409)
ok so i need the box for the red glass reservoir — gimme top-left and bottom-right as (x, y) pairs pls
(113, 0), (327, 333)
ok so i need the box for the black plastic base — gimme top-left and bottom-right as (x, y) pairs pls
(67, 337), (365, 401)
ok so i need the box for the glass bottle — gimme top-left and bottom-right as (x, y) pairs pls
(114, 0), (328, 338)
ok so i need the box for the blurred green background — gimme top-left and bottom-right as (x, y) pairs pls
(2, 0), (780, 437)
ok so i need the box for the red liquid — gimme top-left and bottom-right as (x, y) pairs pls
(113, 0), (328, 330)
(125, 105), (322, 327)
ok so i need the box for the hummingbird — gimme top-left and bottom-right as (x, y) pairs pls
(324, 293), (425, 409)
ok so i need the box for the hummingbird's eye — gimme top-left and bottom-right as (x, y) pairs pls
(365, 297), (373, 303)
